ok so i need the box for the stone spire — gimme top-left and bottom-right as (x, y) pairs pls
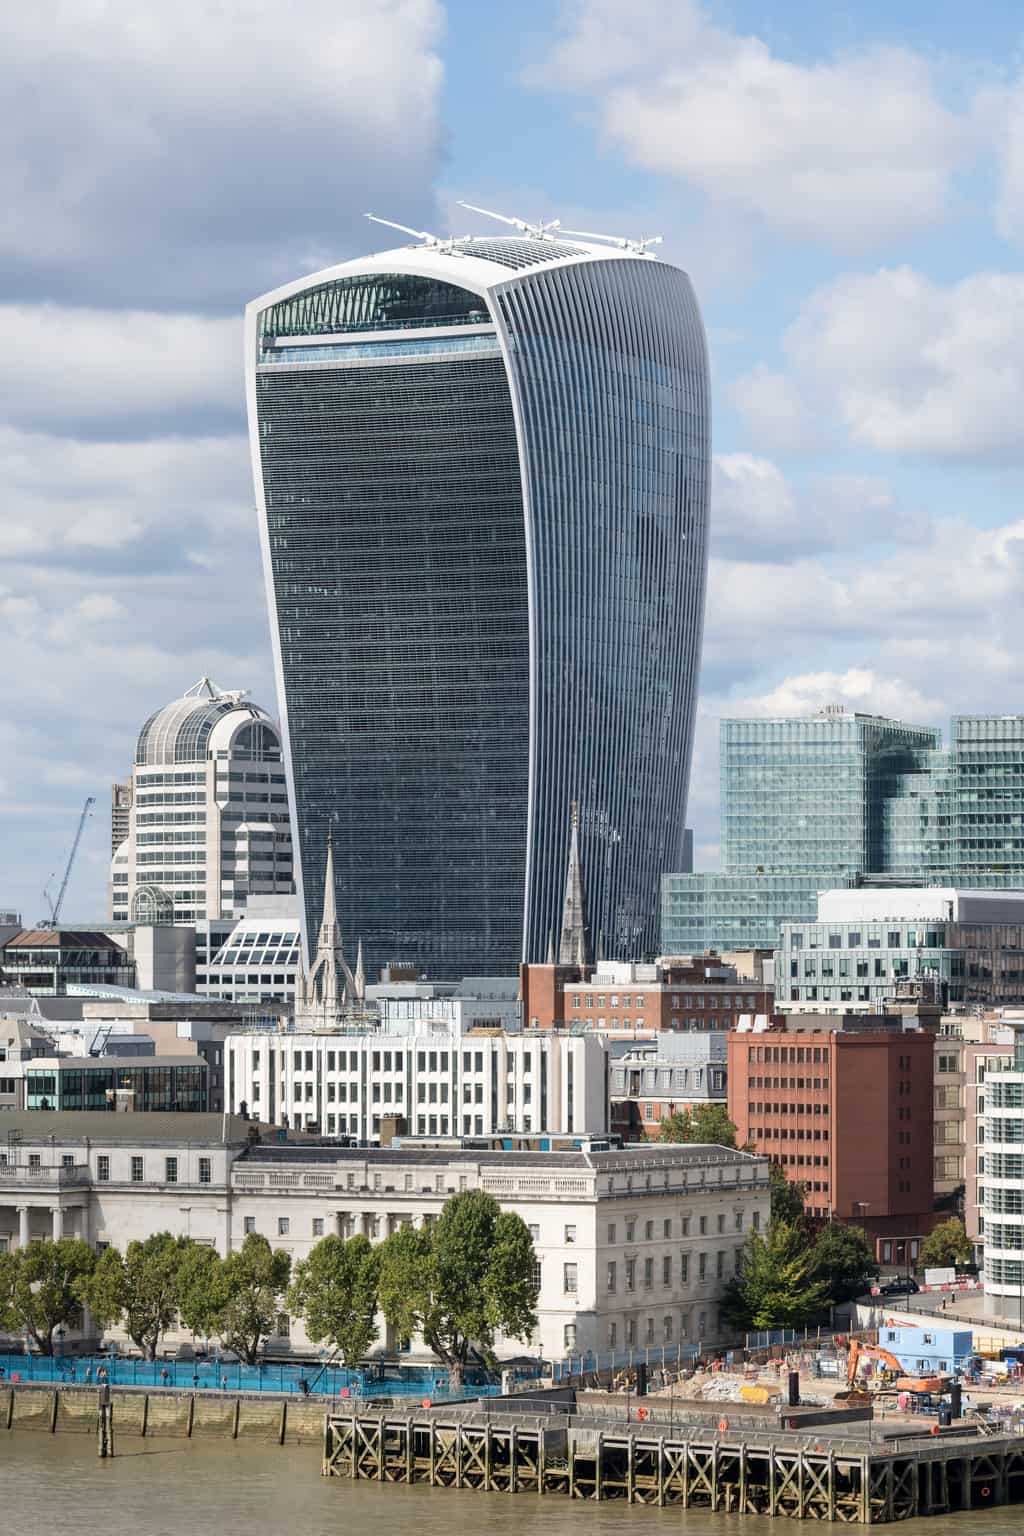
(546, 929), (555, 965)
(354, 938), (366, 1003)
(557, 802), (591, 969)
(296, 825), (356, 1027)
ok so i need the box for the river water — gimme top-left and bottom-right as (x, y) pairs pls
(1, 1433), (1017, 1536)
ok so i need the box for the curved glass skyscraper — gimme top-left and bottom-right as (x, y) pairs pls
(246, 234), (709, 978)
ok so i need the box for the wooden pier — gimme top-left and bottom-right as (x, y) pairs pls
(323, 1409), (1024, 1522)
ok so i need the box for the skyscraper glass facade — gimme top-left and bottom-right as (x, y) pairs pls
(664, 711), (1024, 956)
(248, 241), (710, 979)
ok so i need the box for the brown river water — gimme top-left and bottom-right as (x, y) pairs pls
(0, 1433), (1016, 1536)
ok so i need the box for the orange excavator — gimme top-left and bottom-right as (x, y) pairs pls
(844, 1340), (950, 1397)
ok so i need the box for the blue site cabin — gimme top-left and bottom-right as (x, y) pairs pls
(879, 1324), (974, 1376)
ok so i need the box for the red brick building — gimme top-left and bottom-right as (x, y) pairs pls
(727, 1014), (936, 1258)
(521, 954), (775, 1033)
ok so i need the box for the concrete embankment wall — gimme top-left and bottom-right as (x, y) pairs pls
(3, 1385), (324, 1444)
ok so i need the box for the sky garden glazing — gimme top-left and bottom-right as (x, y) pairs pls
(246, 234), (710, 979)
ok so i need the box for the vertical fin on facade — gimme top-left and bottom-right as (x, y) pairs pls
(558, 802), (592, 968)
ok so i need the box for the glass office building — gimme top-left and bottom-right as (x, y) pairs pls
(663, 709), (940, 953)
(247, 236), (710, 979)
(664, 710), (1024, 955)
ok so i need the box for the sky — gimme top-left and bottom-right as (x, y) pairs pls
(4, 0), (1024, 922)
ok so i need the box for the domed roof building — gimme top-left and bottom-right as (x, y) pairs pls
(110, 677), (294, 932)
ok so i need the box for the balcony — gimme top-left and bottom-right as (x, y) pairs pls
(0, 1164), (91, 1189)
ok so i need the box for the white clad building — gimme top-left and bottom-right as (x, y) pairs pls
(0, 1115), (769, 1360)
(227, 1015), (607, 1140)
(109, 676), (294, 928)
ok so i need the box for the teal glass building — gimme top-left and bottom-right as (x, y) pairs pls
(662, 710), (1024, 955)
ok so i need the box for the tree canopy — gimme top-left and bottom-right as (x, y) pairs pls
(657, 1102), (737, 1148)
(377, 1190), (538, 1384)
(722, 1220), (829, 1331)
(0, 1238), (96, 1355)
(178, 1233), (291, 1364)
(80, 1233), (190, 1361)
(919, 1218), (973, 1271)
(809, 1223), (878, 1305)
(288, 1234), (379, 1366)
(769, 1164), (808, 1228)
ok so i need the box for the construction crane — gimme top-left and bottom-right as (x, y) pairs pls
(42, 795), (96, 928)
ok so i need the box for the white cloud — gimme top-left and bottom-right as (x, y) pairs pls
(543, 0), (971, 247)
(711, 455), (902, 561)
(0, 426), (249, 558)
(728, 365), (817, 456)
(0, 0), (445, 308)
(783, 267), (1024, 460)
(0, 306), (239, 432)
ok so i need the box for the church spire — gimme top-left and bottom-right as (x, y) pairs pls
(354, 938), (366, 1003)
(295, 824), (356, 1027)
(557, 801), (591, 969)
(319, 824), (340, 950)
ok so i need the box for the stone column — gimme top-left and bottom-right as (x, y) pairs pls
(17, 1206), (30, 1248)
(354, 1211), (367, 1238)
(51, 1206), (64, 1241)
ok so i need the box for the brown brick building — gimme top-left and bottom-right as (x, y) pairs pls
(727, 1014), (936, 1260)
(521, 955), (775, 1034)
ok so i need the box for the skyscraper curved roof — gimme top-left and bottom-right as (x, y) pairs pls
(135, 678), (274, 766)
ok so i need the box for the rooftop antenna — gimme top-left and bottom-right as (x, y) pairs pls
(560, 226), (663, 255)
(457, 200), (562, 241)
(364, 214), (462, 254)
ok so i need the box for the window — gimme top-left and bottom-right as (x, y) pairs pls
(698, 1252), (707, 1281)
(644, 1257), (654, 1288)
(131, 1156), (144, 1183)
(607, 1261), (617, 1292)
(278, 1217), (290, 1236)
(717, 1213), (725, 1234)
(607, 1222), (616, 1243)
(564, 1224), (576, 1244)
(244, 1216), (256, 1234)
(663, 1218), (672, 1238)
(625, 1258), (636, 1291)
(564, 1323), (577, 1352)
(528, 1223), (540, 1241)
(312, 1218), (324, 1237)
(563, 1263), (578, 1294)
(97, 1155), (110, 1181)
(699, 1214), (707, 1235)
(198, 1157), (211, 1185)
(625, 1219), (635, 1242)
(680, 1254), (689, 1283)
(662, 1255), (671, 1285)
(165, 1157), (178, 1184)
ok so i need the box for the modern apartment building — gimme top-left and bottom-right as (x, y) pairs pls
(0, 1117), (769, 1359)
(979, 1030), (1024, 1322)
(225, 1015), (608, 1141)
(109, 677), (293, 928)
(777, 888), (1024, 1011)
(727, 1014), (936, 1258)
(246, 230), (710, 979)
(663, 709), (1024, 955)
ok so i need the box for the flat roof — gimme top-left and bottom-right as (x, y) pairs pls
(0, 1112), (249, 1144)
(243, 1142), (764, 1172)
(27, 1054), (207, 1069)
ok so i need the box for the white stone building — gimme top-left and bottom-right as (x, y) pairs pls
(0, 1114), (769, 1359)
(109, 676), (293, 928)
(226, 1012), (608, 1140)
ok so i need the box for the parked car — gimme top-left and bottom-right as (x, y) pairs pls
(879, 1276), (920, 1297)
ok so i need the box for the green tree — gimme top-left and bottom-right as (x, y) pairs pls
(769, 1164), (808, 1228)
(722, 1221), (828, 1332)
(178, 1234), (291, 1365)
(377, 1191), (538, 1385)
(919, 1218), (972, 1272)
(809, 1223), (878, 1305)
(657, 1102), (737, 1147)
(79, 1233), (190, 1361)
(0, 1239), (96, 1355)
(288, 1235), (379, 1366)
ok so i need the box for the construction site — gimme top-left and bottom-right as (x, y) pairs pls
(322, 1331), (1024, 1523)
